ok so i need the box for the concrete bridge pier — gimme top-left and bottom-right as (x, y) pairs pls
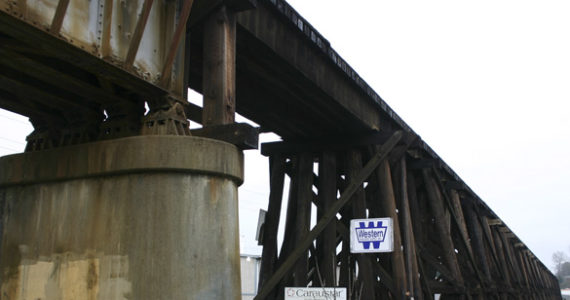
(0, 136), (243, 300)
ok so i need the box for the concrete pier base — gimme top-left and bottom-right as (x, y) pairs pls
(0, 136), (243, 300)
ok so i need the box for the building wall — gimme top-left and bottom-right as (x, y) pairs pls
(241, 256), (261, 299)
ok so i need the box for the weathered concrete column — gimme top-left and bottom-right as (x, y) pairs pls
(0, 136), (243, 300)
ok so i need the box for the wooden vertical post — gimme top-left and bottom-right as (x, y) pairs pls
(405, 168), (425, 300)
(202, 5), (236, 126)
(491, 228), (512, 291)
(316, 151), (337, 287)
(449, 190), (472, 255)
(527, 254), (541, 298)
(345, 150), (376, 300)
(480, 217), (505, 282)
(480, 218), (499, 262)
(337, 159), (351, 289)
(527, 257), (541, 298)
(463, 201), (492, 284)
(258, 155), (286, 291)
(397, 157), (423, 300)
(527, 252), (546, 299)
(533, 259), (547, 294)
(528, 254), (544, 297)
(449, 189), (490, 295)
(291, 153), (313, 287)
(479, 217), (505, 299)
(499, 231), (519, 287)
(422, 169), (464, 285)
(519, 253), (536, 298)
(405, 170), (423, 244)
(375, 159), (408, 298)
(516, 248), (531, 292)
(276, 157), (300, 296)
(338, 226), (351, 288)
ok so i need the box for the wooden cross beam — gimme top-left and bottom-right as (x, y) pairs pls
(487, 218), (503, 226)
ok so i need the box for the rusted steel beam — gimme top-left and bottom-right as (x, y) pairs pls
(257, 154), (286, 291)
(254, 130), (402, 300)
(0, 9), (171, 100)
(50, 0), (71, 34)
(125, 0), (155, 68)
(160, 0), (195, 88)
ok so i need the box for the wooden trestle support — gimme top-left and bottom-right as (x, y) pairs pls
(255, 131), (561, 300)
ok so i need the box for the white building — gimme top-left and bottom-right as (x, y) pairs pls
(241, 255), (261, 300)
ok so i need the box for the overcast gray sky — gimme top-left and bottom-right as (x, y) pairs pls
(1, 0), (569, 273)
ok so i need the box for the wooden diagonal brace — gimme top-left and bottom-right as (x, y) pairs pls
(431, 168), (486, 286)
(254, 130), (403, 300)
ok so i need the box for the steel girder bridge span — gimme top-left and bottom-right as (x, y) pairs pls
(0, 0), (560, 299)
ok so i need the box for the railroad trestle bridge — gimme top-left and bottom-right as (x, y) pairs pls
(0, 0), (560, 299)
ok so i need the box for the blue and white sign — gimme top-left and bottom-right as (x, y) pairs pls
(350, 218), (394, 253)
